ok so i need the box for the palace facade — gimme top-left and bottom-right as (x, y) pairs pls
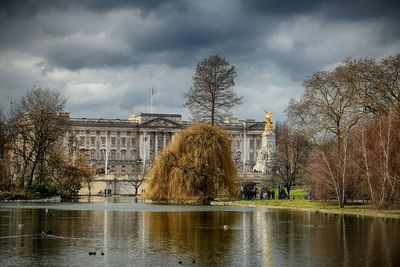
(68, 113), (266, 175)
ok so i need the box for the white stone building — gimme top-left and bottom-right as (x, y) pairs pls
(68, 112), (266, 175)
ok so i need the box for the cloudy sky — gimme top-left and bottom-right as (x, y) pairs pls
(0, 0), (399, 122)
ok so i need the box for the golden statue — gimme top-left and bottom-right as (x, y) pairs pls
(264, 111), (273, 132)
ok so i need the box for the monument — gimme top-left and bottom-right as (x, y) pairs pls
(252, 111), (275, 173)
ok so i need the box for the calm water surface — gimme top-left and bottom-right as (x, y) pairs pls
(0, 197), (399, 267)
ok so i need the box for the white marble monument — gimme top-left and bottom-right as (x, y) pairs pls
(253, 111), (275, 173)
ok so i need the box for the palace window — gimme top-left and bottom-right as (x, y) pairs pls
(121, 137), (126, 147)
(111, 150), (116, 160)
(90, 149), (96, 160)
(100, 150), (106, 160)
(236, 140), (240, 149)
(91, 137), (96, 146)
(250, 139), (254, 149)
(111, 137), (116, 147)
(101, 137), (106, 145)
(80, 136), (85, 146)
(131, 150), (137, 160)
(131, 138), (136, 148)
(121, 150), (126, 160)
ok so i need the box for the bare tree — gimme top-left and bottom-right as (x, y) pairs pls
(126, 160), (145, 196)
(343, 54), (400, 115)
(0, 112), (12, 190)
(43, 129), (95, 198)
(356, 108), (400, 209)
(288, 61), (366, 208)
(10, 87), (68, 188)
(274, 123), (310, 198)
(184, 55), (242, 125)
(0, 111), (7, 156)
(128, 175), (145, 196)
(376, 54), (400, 110)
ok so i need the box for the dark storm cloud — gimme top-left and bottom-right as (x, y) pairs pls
(0, 0), (399, 121)
(1, 0), (397, 72)
(0, 0), (181, 16)
(0, 0), (258, 70)
(240, 0), (400, 21)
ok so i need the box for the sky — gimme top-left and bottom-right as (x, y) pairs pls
(0, 0), (399, 122)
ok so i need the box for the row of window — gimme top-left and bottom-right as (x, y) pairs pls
(77, 130), (129, 136)
(79, 135), (173, 148)
(235, 139), (262, 149)
(80, 136), (138, 147)
(90, 149), (137, 161)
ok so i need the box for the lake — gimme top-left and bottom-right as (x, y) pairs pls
(0, 197), (399, 266)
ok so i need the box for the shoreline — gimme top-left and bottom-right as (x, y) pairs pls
(211, 201), (400, 219)
(1, 194), (399, 219)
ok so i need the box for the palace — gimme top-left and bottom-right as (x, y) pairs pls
(68, 112), (266, 175)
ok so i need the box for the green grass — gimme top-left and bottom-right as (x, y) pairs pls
(235, 198), (372, 210)
(232, 185), (400, 218)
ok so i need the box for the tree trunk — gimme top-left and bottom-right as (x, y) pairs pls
(28, 162), (37, 187)
(339, 198), (345, 208)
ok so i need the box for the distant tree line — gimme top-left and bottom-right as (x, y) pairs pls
(0, 87), (94, 198)
(278, 54), (400, 209)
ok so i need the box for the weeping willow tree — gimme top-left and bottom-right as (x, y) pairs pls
(145, 123), (236, 204)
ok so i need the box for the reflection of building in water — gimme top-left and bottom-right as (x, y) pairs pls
(242, 211), (273, 266)
(257, 212), (272, 266)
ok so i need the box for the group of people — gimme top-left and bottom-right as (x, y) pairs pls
(240, 183), (288, 200)
(259, 187), (275, 200)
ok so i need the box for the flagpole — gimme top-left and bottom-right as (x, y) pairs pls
(150, 87), (153, 114)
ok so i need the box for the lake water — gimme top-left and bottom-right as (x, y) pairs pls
(0, 197), (399, 267)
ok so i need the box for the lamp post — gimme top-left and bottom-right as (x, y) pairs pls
(142, 135), (148, 173)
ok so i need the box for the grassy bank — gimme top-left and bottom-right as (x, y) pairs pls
(0, 191), (40, 201)
(229, 186), (400, 219)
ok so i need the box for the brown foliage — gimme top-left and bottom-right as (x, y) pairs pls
(287, 53), (400, 208)
(145, 123), (236, 203)
(47, 145), (94, 197)
(355, 108), (400, 209)
(311, 139), (360, 202)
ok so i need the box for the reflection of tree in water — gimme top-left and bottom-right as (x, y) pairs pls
(271, 211), (400, 266)
(3, 209), (100, 258)
(144, 211), (239, 265)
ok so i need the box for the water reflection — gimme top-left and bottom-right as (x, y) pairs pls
(0, 203), (399, 266)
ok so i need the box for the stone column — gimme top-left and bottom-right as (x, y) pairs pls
(148, 133), (151, 158)
(155, 132), (158, 157)
(163, 132), (167, 149)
